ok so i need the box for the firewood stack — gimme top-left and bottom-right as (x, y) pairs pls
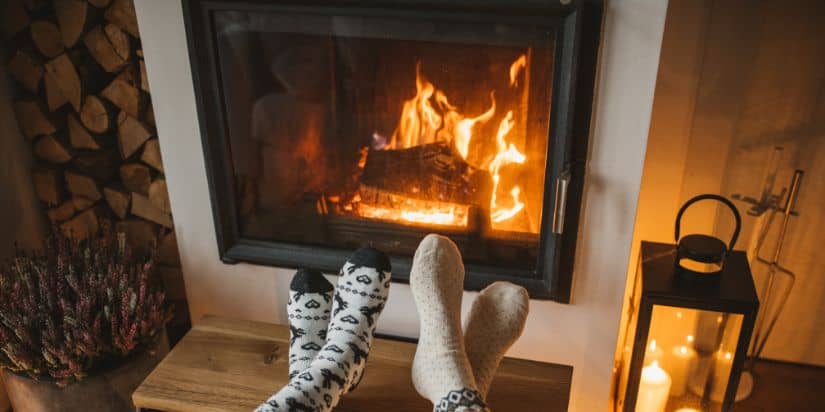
(4, 0), (189, 338)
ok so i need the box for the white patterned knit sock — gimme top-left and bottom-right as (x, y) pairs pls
(463, 281), (529, 397)
(256, 247), (391, 412)
(287, 268), (335, 379)
(410, 234), (488, 412)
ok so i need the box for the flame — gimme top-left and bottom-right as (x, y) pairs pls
(510, 54), (527, 87)
(360, 55), (531, 230)
(488, 110), (526, 222)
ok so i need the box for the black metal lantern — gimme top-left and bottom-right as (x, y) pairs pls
(616, 240), (759, 412)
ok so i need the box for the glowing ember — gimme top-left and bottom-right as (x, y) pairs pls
(358, 53), (533, 231)
(358, 199), (469, 228)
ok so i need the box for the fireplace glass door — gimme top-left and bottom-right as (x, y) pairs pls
(185, 0), (601, 300)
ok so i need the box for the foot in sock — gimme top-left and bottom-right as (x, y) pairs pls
(464, 281), (529, 397)
(410, 234), (488, 412)
(287, 268), (335, 379)
(256, 247), (392, 412)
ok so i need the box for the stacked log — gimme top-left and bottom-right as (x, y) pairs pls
(4, 0), (188, 332)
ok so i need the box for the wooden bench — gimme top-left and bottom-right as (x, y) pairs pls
(132, 316), (572, 411)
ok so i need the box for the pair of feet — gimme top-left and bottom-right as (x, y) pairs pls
(411, 234), (530, 412)
(256, 247), (392, 412)
(257, 234), (530, 412)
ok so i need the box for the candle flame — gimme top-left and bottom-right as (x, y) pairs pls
(649, 340), (657, 351)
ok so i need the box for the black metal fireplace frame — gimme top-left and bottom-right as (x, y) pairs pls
(182, 0), (603, 302)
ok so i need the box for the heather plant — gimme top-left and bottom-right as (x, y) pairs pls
(0, 223), (171, 387)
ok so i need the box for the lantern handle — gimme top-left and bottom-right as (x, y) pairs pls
(674, 194), (742, 252)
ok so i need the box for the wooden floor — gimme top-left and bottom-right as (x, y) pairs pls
(732, 360), (825, 412)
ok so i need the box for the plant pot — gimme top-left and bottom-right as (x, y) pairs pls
(2, 333), (169, 412)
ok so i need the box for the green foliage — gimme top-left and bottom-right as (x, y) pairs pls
(0, 223), (171, 386)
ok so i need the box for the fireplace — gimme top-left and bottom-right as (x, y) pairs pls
(183, 0), (602, 300)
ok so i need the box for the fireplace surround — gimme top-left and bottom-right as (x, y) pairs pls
(182, 0), (602, 301)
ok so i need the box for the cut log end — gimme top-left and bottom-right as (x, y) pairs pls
(84, 24), (130, 73)
(104, 0), (139, 38)
(7, 51), (43, 94)
(117, 111), (152, 159)
(44, 54), (82, 112)
(68, 114), (99, 149)
(31, 20), (65, 58)
(54, 0), (88, 48)
(13, 101), (56, 139)
(80, 96), (111, 133)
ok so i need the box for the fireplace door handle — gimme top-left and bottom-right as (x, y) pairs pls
(551, 169), (571, 235)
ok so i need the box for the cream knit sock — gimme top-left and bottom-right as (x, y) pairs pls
(463, 281), (529, 397)
(410, 234), (488, 412)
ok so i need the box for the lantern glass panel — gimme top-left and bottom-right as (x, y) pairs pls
(637, 305), (744, 412)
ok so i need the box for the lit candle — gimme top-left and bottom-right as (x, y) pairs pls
(669, 344), (697, 396)
(646, 339), (664, 365)
(710, 351), (733, 402)
(636, 361), (672, 412)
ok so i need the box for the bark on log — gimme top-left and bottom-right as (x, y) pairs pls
(117, 111), (151, 159)
(361, 143), (483, 205)
(47, 201), (76, 223)
(44, 54), (82, 111)
(144, 102), (155, 126)
(3, 0), (31, 39)
(84, 24), (130, 73)
(34, 135), (72, 164)
(148, 179), (171, 214)
(120, 163), (150, 194)
(80, 95), (112, 133)
(31, 21), (65, 58)
(13, 101), (56, 139)
(54, 0), (88, 48)
(102, 76), (140, 118)
(72, 149), (119, 182)
(141, 139), (163, 172)
(32, 168), (62, 205)
(104, 0), (139, 38)
(7, 51), (43, 93)
(131, 193), (172, 228)
(65, 171), (102, 201)
(68, 113), (99, 149)
(104, 187), (130, 219)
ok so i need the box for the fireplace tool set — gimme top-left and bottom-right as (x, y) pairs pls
(731, 146), (804, 400)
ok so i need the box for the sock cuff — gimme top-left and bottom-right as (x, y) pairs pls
(291, 268), (335, 293)
(349, 246), (392, 273)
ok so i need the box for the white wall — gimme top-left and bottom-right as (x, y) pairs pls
(134, 1), (667, 410)
(621, 0), (825, 367)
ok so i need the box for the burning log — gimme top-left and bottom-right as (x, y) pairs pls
(360, 142), (488, 206)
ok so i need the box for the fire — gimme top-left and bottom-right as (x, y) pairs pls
(510, 54), (527, 87)
(358, 199), (469, 228)
(360, 54), (532, 231)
